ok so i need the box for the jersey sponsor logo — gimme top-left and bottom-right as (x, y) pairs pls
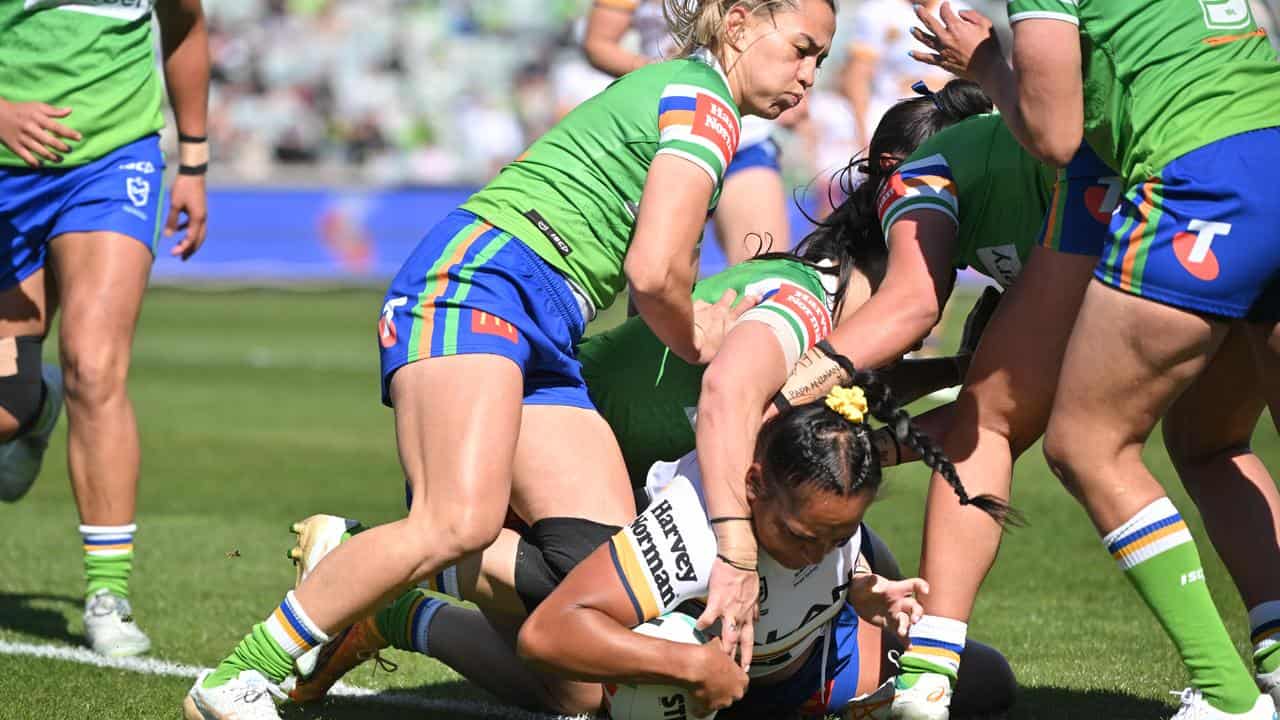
(117, 161), (156, 174)
(25, 0), (152, 21)
(629, 510), (677, 606)
(522, 209), (572, 257)
(470, 310), (519, 344)
(767, 283), (832, 349)
(658, 85), (740, 178)
(651, 499), (697, 584)
(1173, 219), (1228, 282)
(379, 296), (408, 349)
(691, 94), (739, 163)
(126, 177), (149, 208)
(1200, 0), (1252, 29)
(976, 244), (1023, 287)
(1083, 177), (1123, 224)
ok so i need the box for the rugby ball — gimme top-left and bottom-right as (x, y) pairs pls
(604, 612), (719, 720)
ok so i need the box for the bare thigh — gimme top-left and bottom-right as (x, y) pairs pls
(713, 167), (790, 266)
(1044, 280), (1229, 532)
(510, 404), (635, 527)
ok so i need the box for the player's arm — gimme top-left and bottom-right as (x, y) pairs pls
(583, 1), (650, 77)
(841, 44), (879, 145)
(846, 544), (927, 641)
(912, 3), (1082, 167)
(518, 497), (748, 712)
(155, 0), (210, 258)
(627, 156), (729, 365)
(776, 211), (958, 408)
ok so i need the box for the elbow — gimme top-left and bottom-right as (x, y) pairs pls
(1034, 139), (1080, 169)
(516, 613), (554, 668)
(581, 41), (607, 73)
(699, 361), (745, 420)
(625, 257), (679, 300)
(1026, 124), (1082, 169)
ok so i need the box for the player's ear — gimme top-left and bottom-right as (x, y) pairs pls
(745, 463), (765, 506)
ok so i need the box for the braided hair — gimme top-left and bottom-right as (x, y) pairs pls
(754, 370), (1022, 527)
(755, 79), (993, 320)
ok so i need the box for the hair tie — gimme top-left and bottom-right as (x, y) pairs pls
(825, 385), (868, 424)
(912, 80), (945, 112)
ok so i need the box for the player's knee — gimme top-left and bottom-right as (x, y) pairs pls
(1162, 418), (1249, 474)
(515, 518), (620, 612)
(546, 682), (605, 717)
(0, 336), (47, 439)
(1041, 429), (1086, 502)
(61, 342), (127, 408)
(952, 639), (1016, 716)
(424, 505), (504, 562)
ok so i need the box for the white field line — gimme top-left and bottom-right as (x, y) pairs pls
(0, 639), (576, 719)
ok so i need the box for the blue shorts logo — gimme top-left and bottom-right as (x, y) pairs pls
(126, 177), (150, 208)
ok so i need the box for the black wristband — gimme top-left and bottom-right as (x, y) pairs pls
(177, 133), (208, 143)
(716, 553), (757, 573)
(709, 516), (752, 525)
(771, 391), (792, 414)
(178, 163), (208, 176)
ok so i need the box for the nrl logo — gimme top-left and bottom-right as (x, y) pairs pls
(126, 177), (150, 208)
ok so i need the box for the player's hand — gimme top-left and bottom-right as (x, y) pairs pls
(849, 574), (928, 642)
(165, 173), (208, 260)
(909, 2), (1001, 81)
(692, 289), (758, 365)
(688, 640), (749, 715)
(0, 99), (82, 168)
(696, 555), (759, 670)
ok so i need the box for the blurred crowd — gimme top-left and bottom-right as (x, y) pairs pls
(196, 0), (1278, 187)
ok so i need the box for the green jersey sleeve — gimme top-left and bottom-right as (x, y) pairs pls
(876, 153), (960, 237)
(1007, 0), (1079, 26)
(655, 60), (743, 186)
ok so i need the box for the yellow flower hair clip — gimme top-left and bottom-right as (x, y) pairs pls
(825, 385), (868, 424)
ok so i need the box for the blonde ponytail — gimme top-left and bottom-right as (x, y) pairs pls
(663, 0), (835, 58)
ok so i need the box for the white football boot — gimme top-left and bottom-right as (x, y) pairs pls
(287, 514), (361, 677)
(84, 589), (152, 657)
(1169, 689), (1277, 720)
(183, 669), (285, 720)
(1256, 669), (1280, 715)
(891, 672), (952, 720)
(0, 363), (63, 502)
(845, 678), (896, 719)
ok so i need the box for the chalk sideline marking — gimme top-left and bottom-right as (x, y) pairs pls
(0, 639), (580, 719)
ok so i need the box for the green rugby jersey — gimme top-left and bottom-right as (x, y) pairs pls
(463, 51), (742, 312)
(0, 0), (164, 167)
(581, 257), (835, 482)
(876, 114), (1055, 287)
(1005, 0), (1280, 184)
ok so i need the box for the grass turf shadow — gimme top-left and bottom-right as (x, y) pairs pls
(0, 591), (84, 645)
(282, 680), (567, 720)
(1007, 686), (1174, 720)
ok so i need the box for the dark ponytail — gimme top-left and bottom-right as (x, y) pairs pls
(754, 79), (993, 319)
(755, 369), (1022, 528)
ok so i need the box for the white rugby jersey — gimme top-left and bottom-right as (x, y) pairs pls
(607, 452), (860, 679)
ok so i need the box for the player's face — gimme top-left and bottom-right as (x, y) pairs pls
(731, 0), (835, 118)
(748, 471), (871, 570)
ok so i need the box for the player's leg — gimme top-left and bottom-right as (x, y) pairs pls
(1164, 323), (1280, 703)
(0, 269), (58, 501)
(48, 231), (154, 656)
(892, 246), (1096, 716)
(1241, 299), (1280, 705)
(1045, 130), (1280, 717)
(186, 215), (541, 719)
(41, 136), (167, 657)
(713, 142), (789, 266)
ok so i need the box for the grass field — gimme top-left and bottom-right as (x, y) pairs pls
(0, 285), (1274, 720)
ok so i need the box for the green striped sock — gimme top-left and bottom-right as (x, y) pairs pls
(204, 592), (327, 688)
(80, 524), (134, 599)
(375, 589), (444, 654)
(1106, 498), (1258, 714)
